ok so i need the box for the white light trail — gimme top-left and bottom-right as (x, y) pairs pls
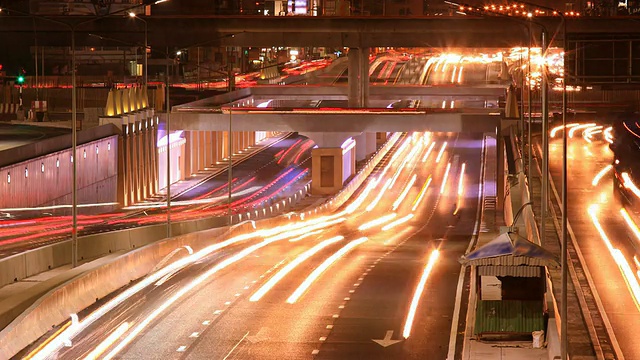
(550, 123), (580, 138)
(392, 173), (418, 211)
(289, 229), (323, 242)
(457, 163), (466, 196)
(358, 213), (397, 231)
(621, 209), (640, 247)
(622, 172), (640, 199)
(103, 236), (283, 360)
(84, 322), (130, 360)
(588, 205), (640, 312)
(591, 164), (612, 187)
(286, 237), (368, 303)
(422, 142), (436, 163)
(568, 123), (597, 138)
(435, 142), (448, 163)
(440, 162), (452, 194)
(366, 179), (392, 212)
(250, 236), (344, 302)
(382, 214), (415, 231)
(402, 250), (440, 338)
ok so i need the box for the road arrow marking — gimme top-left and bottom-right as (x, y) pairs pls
(247, 327), (270, 343)
(372, 330), (403, 347)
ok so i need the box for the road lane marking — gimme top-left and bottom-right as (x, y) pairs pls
(222, 331), (249, 360)
(202, 320), (210, 325)
(177, 346), (187, 352)
(189, 332), (199, 338)
(214, 310), (222, 315)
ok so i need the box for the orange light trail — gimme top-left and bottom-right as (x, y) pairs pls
(422, 142), (436, 163)
(286, 237), (368, 303)
(358, 213), (397, 231)
(412, 176), (433, 212)
(435, 142), (448, 163)
(402, 249), (440, 338)
(392, 174), (417, 211)
(382, 214), (414, 231)
(440, 162), (452, 194)
(591, 165), (612, 187)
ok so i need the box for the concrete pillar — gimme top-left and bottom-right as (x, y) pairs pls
(366, 132), (377, 154)
(205, 131), (213, 167)
(210, 131), (218, 165)
(140, 122), (149, 199)
(198, 131), (206, 171)
(222, 131), (229, 159)
(184, 131), (194, 177)
(311, 147), (344, 195)
(348, 47), (370, 108)
(149, 121), (158, 195)
(376, 132), (388, 147)
(216, 131), (224, 162)
(355, 132), (367, 161)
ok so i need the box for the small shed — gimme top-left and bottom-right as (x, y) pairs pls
(460, 232), (559, 338)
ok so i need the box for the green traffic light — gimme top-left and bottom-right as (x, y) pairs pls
(16, 75), (25, 84)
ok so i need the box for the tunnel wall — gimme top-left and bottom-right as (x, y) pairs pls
(0, 135), (119, 212)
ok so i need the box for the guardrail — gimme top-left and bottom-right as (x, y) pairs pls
(0, 133), (401, 358)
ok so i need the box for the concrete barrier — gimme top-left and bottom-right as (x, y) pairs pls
(0, 134), (397, 358)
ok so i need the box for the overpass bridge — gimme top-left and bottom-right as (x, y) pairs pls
(154, 85), (507, 195)
(2, 15), (637, 85)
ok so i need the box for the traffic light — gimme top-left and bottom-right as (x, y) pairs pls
(16, 75), (25, 85)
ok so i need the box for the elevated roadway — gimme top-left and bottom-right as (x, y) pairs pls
(1, 15), (639, 48)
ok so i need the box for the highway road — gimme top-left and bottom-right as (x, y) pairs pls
(20, 130), (485, 359)
(0, 133), (313, 257)
(547, 123), (640, 359)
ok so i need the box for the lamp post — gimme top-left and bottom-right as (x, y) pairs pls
(1, 1), (168, 267)
(128, 12), (148, 86)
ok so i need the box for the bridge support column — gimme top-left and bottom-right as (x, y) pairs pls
(197, 131), (206, 171)
(348, 47), (370, 108)
(355, 132), (378, 161)
(303, 132), (357, 195)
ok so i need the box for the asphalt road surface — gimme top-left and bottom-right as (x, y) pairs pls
(22, 131), (485, 359)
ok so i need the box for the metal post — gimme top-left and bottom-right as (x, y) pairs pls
(71, 29), (78, 268)
(35, 43), (39, 101)
(561, 17), (568, 360)
(143, 19), (148, 87)
(541, 30), (549, 247)
(519, 52), (525, 158)
(228, 110), (233, 225)
(166, 51), (171, 238)
(527, 28), (533, 183)
(197, 47), (200, 91)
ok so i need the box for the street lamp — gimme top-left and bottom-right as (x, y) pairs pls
(0, 0), (168, 268)
(128, 12), (148, 87)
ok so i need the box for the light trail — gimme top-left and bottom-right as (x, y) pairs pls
(454, 163), (466, 215)
(264, 217), (346, 242)
(412, 176), (433, 212)
(366, 179), (392, 212)
(604, 126), (614, 144)
(84, 322), (130, 360)
(422, 141), (436, 163)
(620, 209), (640, 247)
(591, 164), (612, 187)
(435, 142), (448, 163)
(0, 202), (120, 213)
(392, 174), (417, 211)
(346, 180), (377, 214)
(286, 237), (368, 304)
(550, 123), (580, 138)
(250, 236), (344, 302)
(103, 236), (285, 360)
(440, 162), (452, 194)
(358, 213), (397, 231)
(588, 205), (640, 312)
(382, 214), (415, 231)
(457, 66), (464, 83)
(402, 249), (440, 339)
(568, 123), (597, 138)
(583, 125), (603, 143)
(23, 321), (71, 360)
(622, 172), (640, 199)
(289, 229), (323, 242)
(457, 163), (466, 196)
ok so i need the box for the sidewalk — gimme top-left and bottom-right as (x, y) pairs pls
(463, 136), (548, 360)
